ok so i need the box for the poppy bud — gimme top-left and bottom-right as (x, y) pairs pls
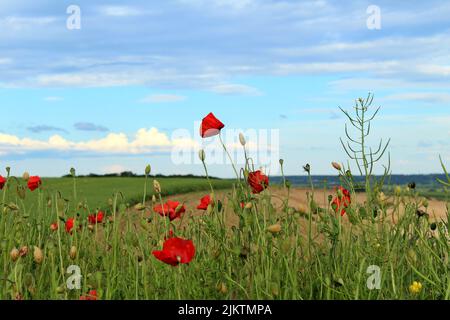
(332, 162), (342, 171)
(50, 222), (58, 231)
(22, 172), (30, 181)
(10, 248), (19, 262)
(33, 246), (44, 264)
(70, 168), (76, 177)
(134, 203), (146, 211)
(303, 164), (311, 173)
(198, 149), (206, 162)
(153, 180), (161, 193)
(175, 204), (184, 213)
(17, 186), (26, 199)
(24, 273), (34, 287)
(217, 282), (228, 294)
(70, 246), (77, 260)
(239, 133), (246, 146)
(279, 159), (284, 166)
(19, 246), (29, 257)
(145, 164), (151, 176)
(271, 284), (279, 297)
(407, 249), (417, 263)
(267, 224), (282, 234)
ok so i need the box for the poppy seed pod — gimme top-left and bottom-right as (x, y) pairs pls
(153, 180), (161, 193)
(10, 248), (19, 262)
(267, 224), (282, 234)
(198, 149), (206, 162)
(332, 162), (342, 171)
(70, 246), (77, 260)
(239, 133), (246, 146)
(33, 246), (44, 264)
(22, 172), (30, 181)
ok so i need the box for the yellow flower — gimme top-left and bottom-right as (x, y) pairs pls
(409, 281), (423, 294)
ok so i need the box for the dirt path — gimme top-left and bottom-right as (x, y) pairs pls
(160, 187), (448, 222)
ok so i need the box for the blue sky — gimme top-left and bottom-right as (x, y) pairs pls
(1, 0), (450, 177)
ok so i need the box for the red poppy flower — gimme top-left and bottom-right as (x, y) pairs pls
(247, 170), (269, 194)
(197, 195), (211, 210)
(0, 176), (6, 190)
(331, 186), (351, 216)
(154, 200), (186, 221)
(27, 176), (42, 192)
(65, 218), (75, 233)
(80, 290), (97, 300)
(50, 222), (58, 231)
(88, 211), (104, 224)
(152, 237), (196, 266)
(200, 112), (225, 138)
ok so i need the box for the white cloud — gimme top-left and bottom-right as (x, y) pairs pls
(0, 128), (199, 156)
(98, 6), (143, 17)
(102, 164), (127, 174)
(44, 96), (63, 102)
(383, 92), (450, 104)
(210, 84), (262, 96)
(0, 16), (57, 31)
(139, 94), (187, 104)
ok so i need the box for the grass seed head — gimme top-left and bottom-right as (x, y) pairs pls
(153, 180), (161, 193)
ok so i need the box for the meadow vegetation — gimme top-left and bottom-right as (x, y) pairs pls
(0, 95), (448, 300)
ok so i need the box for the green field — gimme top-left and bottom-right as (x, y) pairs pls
(10, 177), (233, 212)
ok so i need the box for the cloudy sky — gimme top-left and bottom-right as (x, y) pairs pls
(1, 0), (449, 177)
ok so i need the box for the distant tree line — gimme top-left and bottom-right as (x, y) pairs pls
(61, 171), (222, 179)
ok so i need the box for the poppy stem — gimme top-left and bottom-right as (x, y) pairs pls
(201, 159), (215, 195)
(219, 133), (240, 182)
